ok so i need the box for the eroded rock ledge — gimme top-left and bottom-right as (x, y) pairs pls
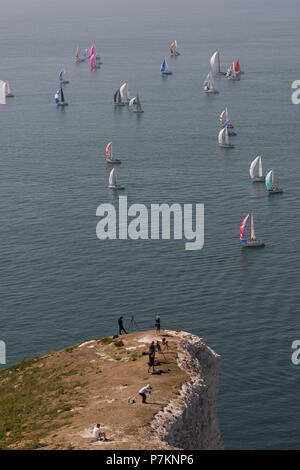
(151, 331), (223, 450)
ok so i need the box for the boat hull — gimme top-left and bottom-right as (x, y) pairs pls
(6, 93), (14, 98)
(108, 185), (125, 190)
(57, 102), (68, 106)
(106, 158), (121, 164)
(162, 71), (173, 75)
(219, 144), (234, 148)
(268, 188), (283, 194)
(243, 240), (265, 247)
(204, 89), (219, 94)
(133, 110), (144, 113)
(228, 131), (237, 136)
(252, 177), (265, 183)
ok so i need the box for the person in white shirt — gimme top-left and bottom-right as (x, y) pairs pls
(93, 423), (107, 441)
(138, 384), (152, 403)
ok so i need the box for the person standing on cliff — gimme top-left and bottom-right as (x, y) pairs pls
(155, 316), (161, 335)
(148, 342), (155, 373)
(138, 384), (152, 403)
(118, 316), (127, 335)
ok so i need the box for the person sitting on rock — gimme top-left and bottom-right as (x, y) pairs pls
(93, 423), (107, 441)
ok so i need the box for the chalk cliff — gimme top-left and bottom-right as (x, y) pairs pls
(151, 331), (223, 450)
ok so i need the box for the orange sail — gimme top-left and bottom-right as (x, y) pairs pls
(106, 142), (112, 156)
(75, 47), (79, 58)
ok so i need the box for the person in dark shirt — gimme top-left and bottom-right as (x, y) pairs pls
(155, 316), (161, 335)
(118, 316), (127, 335)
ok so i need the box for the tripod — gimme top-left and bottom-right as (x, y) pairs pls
(129, 315), (139, 331)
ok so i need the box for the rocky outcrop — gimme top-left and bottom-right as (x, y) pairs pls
(151, 331), (223, 450)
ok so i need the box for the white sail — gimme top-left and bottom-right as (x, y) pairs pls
(204, 72), (214, 91)
(210, 51), (219, 74)
(109, 168), (117, 186)
(126, 84), (130, 101)
(0, 80), (6, 104)
(250, 156), (260, 179)
(258, 156), (263, 177)
(174, 40), (178, 51)
(6, 81), (11, 95)
(129, 97), (136, 107)
(135, 94), (142, 111)
(250, 213), (256, 240)
(218, 128), (225, 145)
(119, 83), (127, 102)
(225, 127), (229, 145)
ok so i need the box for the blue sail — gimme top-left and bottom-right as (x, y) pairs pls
(54, 89), (60, 103)
(223, 120), (229, 129)
(161, 58), (166, 72)
(265, 170), (273, 190)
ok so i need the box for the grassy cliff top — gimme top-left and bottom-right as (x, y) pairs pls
(0, 330), (189, 450)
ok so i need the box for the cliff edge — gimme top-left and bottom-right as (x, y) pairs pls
(0, 330), (223, 450)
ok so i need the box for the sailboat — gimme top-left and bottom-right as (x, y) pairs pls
(170, 40), (180, 56)
(234, 59), (244, 74)
(265, 169), (283, 194)
(227, 62), (240, 81)
(75, 46), (85, 63)
(105, 142), (121, 164)
(120, 82), (130, 104)
(55, 87), (68, 107)
(218, 124), (234, 148)
(89, 54), (97, 70)
(59, 70), (69, 85)
(250, 156), (265, 182)
(83, 49), (88, 61)
(4, 81), (14, 98)
(161, 57), (172, 75)
(114, 87), (125, 106)
(95, 53), (102, 65)
(219, 108), (236, 134)
(0, 80), (6, 104)
(240, 213), (265, 247)
(203, 72), (219, 94)
(129, 94), (144, 113)
(210, 51), (225, 75)
(89, 44), (95, 58)
(108, 168), (124, 189)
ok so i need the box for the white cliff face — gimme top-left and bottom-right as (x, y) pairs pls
(151, 331), (223, 450)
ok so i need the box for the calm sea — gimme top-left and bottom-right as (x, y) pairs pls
(0, 0), (299, 449)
